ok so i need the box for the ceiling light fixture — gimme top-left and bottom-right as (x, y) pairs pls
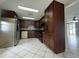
(18, 6), (39, 13)
(73, 17), (78, 22)
(23, 17), (35, 20)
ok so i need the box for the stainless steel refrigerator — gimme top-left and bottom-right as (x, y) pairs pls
(0, 17), (20, 48)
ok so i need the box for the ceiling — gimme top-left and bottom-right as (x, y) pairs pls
(0, 0), (77, 20)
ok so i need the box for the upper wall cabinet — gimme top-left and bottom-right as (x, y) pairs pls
(20, 20), (39, 28)
(1, 10), (17, 18)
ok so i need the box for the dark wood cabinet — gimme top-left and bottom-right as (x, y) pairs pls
(34, 21), (40, 28)
(20, 20), (35, 28)
(28, 31), (36, 38)
(42, 1), (65, 54)
(1, 10), (17, 18)
(20, 20), (41, 39)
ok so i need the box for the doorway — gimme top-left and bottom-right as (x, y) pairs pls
(66, 21), (79, 57)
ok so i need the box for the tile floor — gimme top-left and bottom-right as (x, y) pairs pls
(0, 38), (68, 58)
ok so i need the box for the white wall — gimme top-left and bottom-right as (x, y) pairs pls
(64, 1), (79, 57)
(65, 7), (79, 57)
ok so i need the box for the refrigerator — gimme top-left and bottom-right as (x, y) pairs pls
(0, 17), (20, 48)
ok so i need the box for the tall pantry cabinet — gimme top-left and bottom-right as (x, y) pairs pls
(43, 1), (65, 54)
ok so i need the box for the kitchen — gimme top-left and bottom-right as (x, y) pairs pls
(0, 0), (66, 58)
(0, 0), (65, 53)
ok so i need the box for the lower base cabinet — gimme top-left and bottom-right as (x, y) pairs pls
(28, 31), (36, 38)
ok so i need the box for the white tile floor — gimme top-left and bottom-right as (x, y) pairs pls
(0, 38), (66, 58)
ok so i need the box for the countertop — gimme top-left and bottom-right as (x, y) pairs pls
(20, 28), (44, 31)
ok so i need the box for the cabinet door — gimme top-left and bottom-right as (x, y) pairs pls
(49, 35), (54, 51)
(43, 32), (47, 44)
(43, 32), (46, 43)
(43, 12), (49, 46)
(28, 31), (36, 38)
